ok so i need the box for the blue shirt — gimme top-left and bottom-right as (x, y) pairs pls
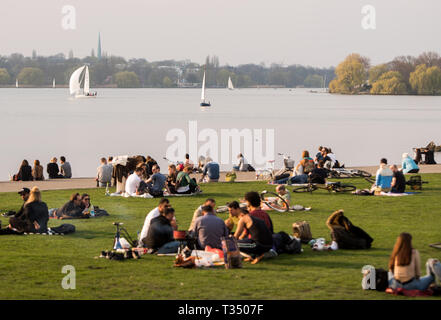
(402, 156), (419, 174)
(375, 166), (393, 189)
(151, 173), (166, 192)
(203, 162), (220, 179)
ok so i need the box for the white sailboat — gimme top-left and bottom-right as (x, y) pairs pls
(69, 65), (97, 98)
(200, 70), (210, 107)
(227, 76), (234, 90)
(15, 79), (18, 88)
(53, 78), (56, 88)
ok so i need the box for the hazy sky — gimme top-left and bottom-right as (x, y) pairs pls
(1, 0), (440, 67)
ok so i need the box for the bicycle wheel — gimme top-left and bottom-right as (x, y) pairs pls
(256, 170), (273, 181)
(260, 191), (289, 213)
(292, 185), (316, 193)
(354, 170), (372, 178)
(335, 184), (356, 193)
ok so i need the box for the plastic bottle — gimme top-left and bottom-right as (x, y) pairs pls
(105, 183), (110, 196)
(90, 205), (95, 217)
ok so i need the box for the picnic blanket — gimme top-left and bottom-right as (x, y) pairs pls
(385, 287), (433, 297)
(377, 192), (419, 197)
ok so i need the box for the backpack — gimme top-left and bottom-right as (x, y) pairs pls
(221, 236), (242, 269)
(292, 221), (312, 243)
(273, 231), (302, 254)
(49, 224), (76, 235)
(303, 160), (315, 174)
(361, 265), (388, 291)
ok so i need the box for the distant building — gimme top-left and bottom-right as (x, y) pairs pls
(97, 32), (102, 60)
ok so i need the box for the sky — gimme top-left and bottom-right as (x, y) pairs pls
(0, 0), (440, 67)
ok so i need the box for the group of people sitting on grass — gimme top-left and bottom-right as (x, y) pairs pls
(11, 157), (72, 181)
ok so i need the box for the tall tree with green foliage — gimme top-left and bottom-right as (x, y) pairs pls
(409, 64), (441, 95)
(114, 71), (140, 88)
(0, 68), (11, 85)
(370, 71), (407, 95)
(329, 53), (369, 94)
(17, 67), (45, 85)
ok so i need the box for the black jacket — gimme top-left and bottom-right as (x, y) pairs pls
(47, 163), (60, 179)
(144, 215), (174, 249)
(56, 201), (84, 218)
(10, 201), (49, 233)
(17, 165), (33, 181)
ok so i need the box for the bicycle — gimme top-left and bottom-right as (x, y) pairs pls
(260, 190), (290, 213)
(255, 153), (295, 181)
(255, 159), (276, 180)
(292, 181), (356, 194)
(328, 168), (372, 179)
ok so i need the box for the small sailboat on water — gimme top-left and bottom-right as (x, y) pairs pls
(15, 79), (18, 88)
(53, 78), (56, 88)
(200, 68), (210, 107)
(227, 76), (234, 90)
(69, 65), (97, 98)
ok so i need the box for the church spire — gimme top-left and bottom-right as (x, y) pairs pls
(97, 32), (102, 59)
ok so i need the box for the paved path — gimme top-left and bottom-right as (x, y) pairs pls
(1, 164), (440, 193)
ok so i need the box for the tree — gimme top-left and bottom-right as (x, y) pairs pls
(368, 64), (388, 84)
(113, 71), (140, 88)
(0, 68), (11, 85)
(162, 76), (174, 88)
(17, 67), (45, 85)
(409, 64), (441, 95)
(303, 74), (323, 88)
(329, 53), (369, 94)
(370, 71), (407, 95)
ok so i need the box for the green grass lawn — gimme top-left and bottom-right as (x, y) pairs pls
(0, 174), (440, 300)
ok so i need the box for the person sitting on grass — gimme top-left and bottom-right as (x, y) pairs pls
(144, 164), (166, 197)
(138, 198), (174, 247)
(176, 166), (198, 193)
(326, 209), (373, 250)
(225, 201), (242, 233)
(390, 165), (406, 193)
(273, 150), (312, 185)
(165, 164), (179, 194)
(13, 159), (33, 181)
(388, 232), (441, 291)
(50, 193), (87, 219)
(125, 167), (143, 196)
(233, 153), (249, 172)
(184, 153), (194, 172)
(193, 205), (229, 250)
(144, 207), (179, 254)
(2, 188), (30, 218)
(234, 208), (274, 264)
(199, 157), (219, 183)
(0, 187), (49, 235)
(244, 191), (274, 233)
(308, 160), (328, 184)
(188, 198), (216, 232)
(274, 185), (291, 210)
(401, 153), (419, 174)
(371, 158), (393, 194)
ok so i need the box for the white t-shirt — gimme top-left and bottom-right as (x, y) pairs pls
(125, 173), (141, 196)
(139, 207), (161, 244)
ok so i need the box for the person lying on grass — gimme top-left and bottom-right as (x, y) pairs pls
(269, 185), (291, 211)
(0, 187), (49, 235)
(234, 208), (275, 264)
(49, 193), (89, 219)
(388, 232), (441, 291)
(326, 209), (373, 250)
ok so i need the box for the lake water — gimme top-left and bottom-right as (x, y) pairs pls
(1, 88), (440, 181)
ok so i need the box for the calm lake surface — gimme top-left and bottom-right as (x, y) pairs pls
(0, 88), (440, 181)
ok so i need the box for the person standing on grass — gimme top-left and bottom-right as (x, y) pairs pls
(244, 191), (273, 233)
(193, 205), (229, 250)
(234, 208), (274, 264)
(390, 165), (406, 193)
(96, 157), (113, 187)
(60, 156), (72, 178)
(388, 232), (441, 290)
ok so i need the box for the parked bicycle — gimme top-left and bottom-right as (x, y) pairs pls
(292, 181), (356, 194)
(328, 168), (372, 179)
(255, 153), (295, 181)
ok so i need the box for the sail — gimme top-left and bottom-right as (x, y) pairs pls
(69, 66), (86, 95)
(84, 66), (90, 94)
(53, 78), (56, 88)
(228, 76), (234, 90)
(201, 71), (206, 101)
(15, 79), (18, 88)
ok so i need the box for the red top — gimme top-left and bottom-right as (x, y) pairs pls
(249, 209), (274, 234)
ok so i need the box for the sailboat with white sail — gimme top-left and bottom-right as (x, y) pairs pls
(69, 65), (97, 98)
(53, 78), (56, 88)
(200, 69), (210, 107)
(15, 79), (18, 88)
(227, 76), (234, 90)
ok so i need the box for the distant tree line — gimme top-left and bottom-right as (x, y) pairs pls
(329, 52), (441, 95)
(0, 52), (335, 88)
